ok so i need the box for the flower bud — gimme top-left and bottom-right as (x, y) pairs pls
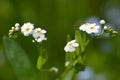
(12, 27), (15, 30)
(100, 20), (105, 24)
(15, 23), (20, 27)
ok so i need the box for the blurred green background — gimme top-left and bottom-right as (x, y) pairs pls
(0, 0), (120, 80)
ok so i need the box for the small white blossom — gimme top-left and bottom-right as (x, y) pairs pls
(50, 67), (59, 73)
(100, 20), (105, 24)
(32, 28), (46, 39)
(86, 23), (101, 34)
(65, 61), (70, 67)
(79, 23), (90, 31)
(21, 22), (34, 36)
(64, 40), (79, 52)
(35, 35), (47, 43)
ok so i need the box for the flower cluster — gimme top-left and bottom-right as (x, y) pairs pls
(9, 22), (47, 43)
(64, 19), (118, 53)
(9, 23), (20, 38)
(79, 19), (118, 37)
(79, 22), (101, 35)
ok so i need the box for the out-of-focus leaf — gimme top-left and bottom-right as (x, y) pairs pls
(75, 30), (85, 52)
(65, 35), (75, 62)
(37, 54), (48, 70)
(3, 36), (35, 80)
(66, 52), (75, 62)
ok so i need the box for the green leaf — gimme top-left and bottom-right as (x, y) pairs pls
(3, 36), (35, 80)
(37, 54), (48, 70)
(75, 30), (85, 52)
(65, 35), (75, 62)
(66, 52), (75, 62)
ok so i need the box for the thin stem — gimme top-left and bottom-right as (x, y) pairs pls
(57, 51), (85, 80)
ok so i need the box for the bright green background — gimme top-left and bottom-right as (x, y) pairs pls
(0, 0), (120, 80)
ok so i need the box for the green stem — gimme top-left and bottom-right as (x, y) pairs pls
(57, 52), (85, 80)
(57, 37), (91, 80)
(56, 62), (74, 80)
(37, 43), (43, 55)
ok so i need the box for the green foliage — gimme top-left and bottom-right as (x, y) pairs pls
(3, 36), (35, 80)
(37, 55), (48, 70)
(58, 30), (89, 80)
(75, 30), (85, 52)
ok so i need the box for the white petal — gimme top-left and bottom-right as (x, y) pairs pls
(64, 46), (69, 52)
(72, 43), (79, 47)
(37, 38), (42, 42)
(69, 47), (75, 52)
(79, 26), (83, 30)
(40, 34), (47, 40)
(95, 26), (100, 29)
(70, 40), (76, 43)
(24, 32), (29, 36)
(86, 29), (92, 34)
(90, 23), (96, 26)
(94, 30), (100, 34)
(32, 33), (38, 39)
(41, 30), (46, 33)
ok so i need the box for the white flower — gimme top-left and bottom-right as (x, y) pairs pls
(100, 20), (105, 24)
(32, 28), (46, 39)
(35, 35), (47, 43)
(79, 23), (90, 31)
(86, 23), (101, 34)
(32, 28), (47, 43)
(21, 22), (34, 36)
(64, 40), (79, 52)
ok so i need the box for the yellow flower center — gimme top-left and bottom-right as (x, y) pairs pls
(25, 27), (30, 32)
(36, 30), (41, 34)
(68, 42), (72, 46)
(90, 26), (95, 30)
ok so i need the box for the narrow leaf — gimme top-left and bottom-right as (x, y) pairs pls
(37, 55), (48, 70)
(75, 30), (85, 52)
